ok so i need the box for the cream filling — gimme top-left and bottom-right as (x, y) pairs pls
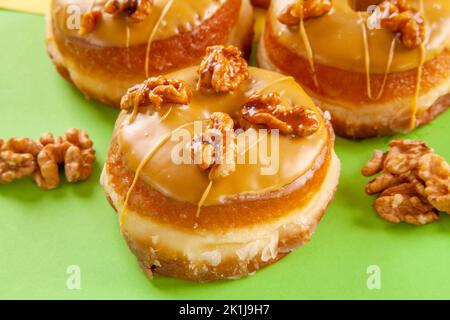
(101, 152), (340, 268)
(258, 34), (450, 133)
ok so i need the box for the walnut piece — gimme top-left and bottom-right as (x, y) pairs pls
(191, 112), (237, 180)
(64, 129), (96, 183)
(121, 76), (192, 110)
(374, 183), (438, 226)
(378, 0), (425, 49)
(0, 138), (41, 184)
(240, 92), (320, 137)
(384, 139), (432, 174)
(362, 139), (450, 226)
(278, 0), (332, 25)
(104, 0), (153, 23)
(418, 154), (450, 213)
(197, 45), (250, 93)
(0, 130), (95, 190)
(79, 9), (102, 36)
(34, 138), (70, 190)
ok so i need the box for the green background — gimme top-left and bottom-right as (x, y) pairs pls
(1, 10), (449, 300)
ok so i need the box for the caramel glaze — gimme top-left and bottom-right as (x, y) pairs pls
(106, 125), (333, 231)
(105, 67), (335, 231)
(264, 22), (450, 106)
(53, 0), (228, 47)
(51, 0), (245, 80)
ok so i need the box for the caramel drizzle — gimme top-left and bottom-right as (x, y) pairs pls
(360, 12), (373, 99)
(298, 2), (319, 88)
(375, 37), (396, 100)
(255, 76), (294, 94)
(144, 0), (175, 78)
(196, 179), (213, 217)
(360, 13), (397, 101)
(120, 119), (207, 227)
(125, 22), (131, 69)
(410, 0), (426, 129)
(128, 85), (147, 124)
(89, 0), (97, 11)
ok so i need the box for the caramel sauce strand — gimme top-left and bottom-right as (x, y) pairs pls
(375, 37), (396, 100)
(410, 0), (426, 129)
(125, 21), (131, 69)
(160, 106), (173, 121)
(128, 85), (146, 124)
(238, 131), (268, 157)
(256, 76), (294, 94)
(120, 119), (208, 227)
(359, 12), (373, 100)
(196, 179), (213, 217)
(89, 0), (97, 11)
(298, 2), (319, 89)
(410, 41), (425, 129)
(145, 0), (175, 78)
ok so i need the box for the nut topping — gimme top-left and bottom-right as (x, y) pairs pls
(121, 76), (193, 110)
(79, 9), (102, 35)
(239, 92), (320, 137)
(104, 0), (153, 23)
(278, 0), (332, 25)
(197, 46), (250, 93)
(418, 154), (450, 213)
(378, 0), (425, 49)
(0, 130), (95, 189)
(362, 139), (450, 225)
(0, 138), (41, 184)
(191, 112), (237, 180)
(78, 0), (152, 35)
(373, 183), (438, 225)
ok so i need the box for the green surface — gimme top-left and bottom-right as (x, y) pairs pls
(1, 10), (450, 300)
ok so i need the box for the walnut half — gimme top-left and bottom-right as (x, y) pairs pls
(0, 138), (41, 184)
(121, 76), (193, 110)
(378, 0), (425, 49)
(197, 46), (250, 93)
(278, 0), (332, 25)
(191, 112), (237, 180)
(239, 92), (320, 137)
(362, 139), (450, 226)
(33, 129), (96, 190)
(104, 0), (153, 23)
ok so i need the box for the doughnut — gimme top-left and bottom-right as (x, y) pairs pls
(258, 0), (450, 138)
(46, 0), (254, 107)
(101, 46), (340, 281)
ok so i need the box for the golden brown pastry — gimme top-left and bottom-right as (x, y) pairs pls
(46, 0), (254, 107)
(101, 46), (340, 281)
(258, 0), (450, 138)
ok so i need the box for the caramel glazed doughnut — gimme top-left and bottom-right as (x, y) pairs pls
(46, 0), (254, 107)
(101, 46), (340, 281)
(258, 0), (450, 138)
